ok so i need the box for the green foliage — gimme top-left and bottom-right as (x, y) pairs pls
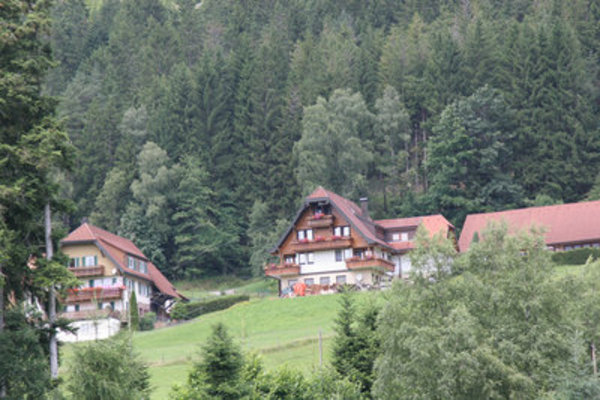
(374, 223), (600, 399)
(130, 290), (139, 331)
(551, 248), (600, 266)
(0, 308), (52, 399)
(172, 295), (250, 321)
(331, 290), (379, 394)
(294, 88), (374, 198)
(67, 337), (151, 400)
(171, 322), (365, 400)
(49, 0), (600, 277)
(139, 311), (156, 331)
(184, 323), (245, 400)
(427, 85), (523, 225)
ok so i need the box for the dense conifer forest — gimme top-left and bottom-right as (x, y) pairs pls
(48, 0), (600, 278)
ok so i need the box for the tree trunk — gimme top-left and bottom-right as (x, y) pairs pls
(45, 204), (58, 379)
(592, 342), (597, 377)
(0, 264), (5, 398)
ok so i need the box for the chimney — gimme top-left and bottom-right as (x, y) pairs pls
(359, 197), (369, 219)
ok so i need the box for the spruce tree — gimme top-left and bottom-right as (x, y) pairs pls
(129, 290), (139, 331)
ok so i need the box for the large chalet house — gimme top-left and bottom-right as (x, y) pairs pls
(459, 200), (600, 252)
(266, 187), (454, 294)
(60, 222), (183, 321)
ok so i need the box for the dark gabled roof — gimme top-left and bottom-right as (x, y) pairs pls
(458, 200), (600, 252)
(61, 223), (183, 299)
(272, 187), (453, 253)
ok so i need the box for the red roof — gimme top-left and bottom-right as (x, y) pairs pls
(61, 223), (182, 299)
(302, 187), (454, 252)
(458, 200), (600, 252)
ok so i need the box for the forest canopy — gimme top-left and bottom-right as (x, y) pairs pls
(48, 0), (600, 278)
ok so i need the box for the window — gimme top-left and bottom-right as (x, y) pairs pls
(75, 304), (80, 312)
(336, 275), (347, 284)
(97, 302), (103, 310)
(140, 262), (147, 273)
(128, 257), (135, 269)
(298, 229), (313, 240)
(344, 248), (353, 259)
(89, 279), (94, 288)
(307, 252), (314, 264)
(82, 255), (96, 266)
(299, 253), (307, 265)
(319, 276), (330, 285)
(69, 258), (79, 267)
(284, 255), (296, 264)
(335, 249), (343, 262)
(401, 232), (409, 241)
(392, 233), (400, 241)
(305, 278), (314, 286)
(334, 226), (350, 237)
(353, 249), (363, 258)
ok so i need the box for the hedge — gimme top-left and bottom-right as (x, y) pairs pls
(171, 294), (250, 320)
(551, 247), (600, 265)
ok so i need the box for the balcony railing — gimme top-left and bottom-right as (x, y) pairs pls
(66, 286), (125, 303)
(291, 237), (352, 252)
(264, 263), (300, 277)
(346, 256), (395, 272)
(307, 214), (334, 228)
(61, 309), (126, 321)
(68, 264), (105, 278)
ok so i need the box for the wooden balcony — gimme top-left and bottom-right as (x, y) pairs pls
(264, 263), (300, 277)
(307, 214), (334, 228)
(61, 309), (126, 321)
(291, 237), (352, 252)
(68, 264), (105, 278)
(346, 256), (395, 272)
(66, 286), (125, 303)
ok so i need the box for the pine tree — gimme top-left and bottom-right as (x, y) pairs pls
(171, 156), (222, 278)
(129, 290), (139, 331)
(195, 323), (245, 399)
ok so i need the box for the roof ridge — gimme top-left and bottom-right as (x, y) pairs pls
(465, 199), (600, 218)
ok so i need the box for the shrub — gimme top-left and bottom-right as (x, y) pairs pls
(139, 312), (156, 331)
(551, 248), (600, 265)
(173, 294), (250, 320)
(68, 338), (150, 400)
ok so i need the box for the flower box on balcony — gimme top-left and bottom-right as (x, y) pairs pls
(315, 236), (326, 242)
(307, 214), (333, 228)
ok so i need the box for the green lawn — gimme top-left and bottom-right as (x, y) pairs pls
(133, 292), (376, 399)
(174, 277), (278, 300)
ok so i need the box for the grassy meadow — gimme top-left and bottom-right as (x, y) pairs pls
(135, 289), (376, 399)
(60, 264), (584, 399)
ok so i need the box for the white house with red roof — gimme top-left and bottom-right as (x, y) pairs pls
(60, 222), (183, 323)
(267, 187), (455, 295)
(459, 200), (600, 252)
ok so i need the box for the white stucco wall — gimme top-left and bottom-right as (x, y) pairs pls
(57, 318), (121, 343)
(299, 249), (350, 274)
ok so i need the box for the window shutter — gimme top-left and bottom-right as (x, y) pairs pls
(81, 257), (86, 266)
(94, 255), (98, 265)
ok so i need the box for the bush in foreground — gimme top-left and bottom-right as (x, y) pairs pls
(67, 337), (150, 400)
